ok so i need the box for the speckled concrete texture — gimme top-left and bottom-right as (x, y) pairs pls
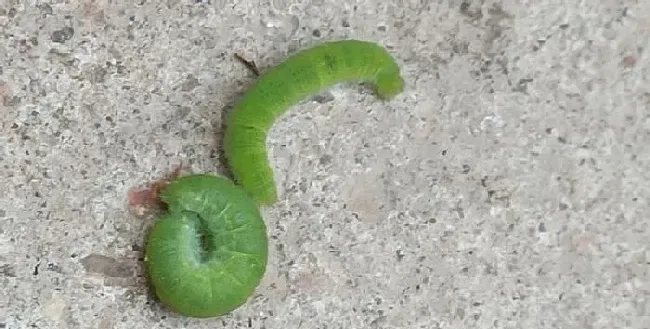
(1, 0), (649, 328)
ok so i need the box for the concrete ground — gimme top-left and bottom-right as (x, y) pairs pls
(1, 1), (648, 328)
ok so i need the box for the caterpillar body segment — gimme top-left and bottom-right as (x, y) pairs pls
(223, 40), (404, 205)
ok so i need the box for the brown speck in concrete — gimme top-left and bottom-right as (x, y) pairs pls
(80, 254), (134, 278)
(622, 55), (636, 68)
(127, 167), (186, 215)
(82, 2), (106, 25)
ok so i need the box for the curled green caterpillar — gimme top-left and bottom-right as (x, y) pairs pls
(223, 39), (405, 205)
(143, 174), (268, 318)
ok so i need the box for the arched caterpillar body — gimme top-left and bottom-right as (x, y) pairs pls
(223, 39), (404, 205)
(144, 174), (268, 318)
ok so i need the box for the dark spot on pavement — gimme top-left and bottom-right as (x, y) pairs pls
(312, 91), (335, 103)
(0, 264), (16, 277)
(51, 27), (74, 43)
(80, 254), (134, 278)
(319, 154), (333, 165)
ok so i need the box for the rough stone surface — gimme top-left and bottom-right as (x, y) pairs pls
(1, 1), (649, 329)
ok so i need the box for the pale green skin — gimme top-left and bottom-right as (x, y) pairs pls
(144, 174), (268, 318)
(223, 39), (405, 205)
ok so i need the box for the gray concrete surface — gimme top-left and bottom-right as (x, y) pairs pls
(1, 0), (649, 328)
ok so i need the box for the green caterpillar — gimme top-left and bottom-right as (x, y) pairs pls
(223, 39), (404, 205)
(142, 39), (404, 318)
(144, 174), (268, 318)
